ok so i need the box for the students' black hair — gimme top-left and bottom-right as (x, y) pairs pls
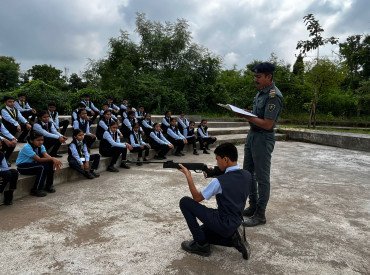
(170, 117), (177, 123)
(18, 92), (26, 97)
(103, 109), (111, 115)
(189, 120), (195, 125)
(165, 111), (171, 116)
(133, 122), (141, 128)
(153, 122), (159, 128)
(214, 142), (238, 162)
(29, 131), (44, 141)
(77, 108), (87, 116)
(102, 102), (109, 106)
(37, 110), (48, 118)
(109, 121), (119, 127)
(48, 101), (56, 107)
(3, 96), (15, 102)
(127, 110), (135, 117)
(81, 94), (90, 98)
(73, 129), (83, 137)
(201, 119), (207, 123)
(77, 102), (86, 108)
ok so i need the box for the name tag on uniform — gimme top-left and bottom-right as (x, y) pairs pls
(80, 158), (86, 162)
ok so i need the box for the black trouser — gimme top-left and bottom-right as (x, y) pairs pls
(1, 140), (16, 160)
(68, 154), (100, 175)
(168, 137), (185, 154)
(179, 196), (237, 245)
(20, 110), (36, 122)
(0, 169), (18, 193)
(84, 134), (96, 149)
(59, 120), (69, 136)
(150, 142), (170, 158)
(43, 137), (62, 156)
(17, 162), (54, 191)
(86, 110), (98, 124)
(198, 137), (217, 149)
(6, 123), (30, 142)
(100, 146), (127, 167)
(187, 136), (197, 150)
(131, 146), (150, 158)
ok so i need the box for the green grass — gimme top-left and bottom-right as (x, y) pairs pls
(279, 125), (370, 135)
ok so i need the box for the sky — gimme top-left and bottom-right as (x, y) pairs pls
(0, 0), (369, 76)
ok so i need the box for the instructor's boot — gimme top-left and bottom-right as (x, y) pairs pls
(242, 205), (256, 218)
(242, 208), (266, 227)
(3, 190), (14, 205)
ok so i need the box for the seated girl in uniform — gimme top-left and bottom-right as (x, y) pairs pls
(197, 119), (217, 154)
(167, 117), (187, 156)
(73, 109), (96, 149)
(183, 121), (199, 155)
(0, 143), (18, 205)
(129, 123), (151, 166)
(149, 123), (173, 160)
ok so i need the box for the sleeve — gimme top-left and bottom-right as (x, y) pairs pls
(120, 104), (127, 111)
(178, 132), (185, 139)
(17, 110), (28, 124)
(150, 132), (165, 145)
(201, 178), (222, 200)
(82, 101), (91, 112)
(50, 124), (62, 137)
(84, 144), (90, 161)
(103, 131), (126, 148)
(129, 134), (140, 147)
(161, 118), (170, 126)
(33, 124), (60, 139)
(91, 102), (100, 113)
(69, 143), (83, 165)
(263, 96), (283, 121)
(23, 145), (37, 158)
(197, 127), (206, 138)
(123, 119), (132, 130)
(183, 128), (188, 138)
(167, 128), (182, 140)
(73, 120), (79, 130)
(112, 104), (120, 111)
(1, 109), (19, 126)
(99, 120), (109, 131)
(40, 145), (47, 154)
(85, 122), (91, 134)
(14, 101), (27, 112)
(160, 133), (171, 145)
(72, 111), (78, 121)
(0, 123), (15, 140)
(54, 113), (60, 128)
(177, 118), (187, 129)
(112, 114), (118, 121)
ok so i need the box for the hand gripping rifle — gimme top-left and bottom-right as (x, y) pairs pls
(163, 161), (224, 178)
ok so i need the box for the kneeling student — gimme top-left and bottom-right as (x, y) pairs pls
(68, 129), (100, 179)
(178, 143), (252, 259)
(149, 123), (173, 160)
(0, 147), (18, 205)
(99, 121), (133, 172)
(129, 123), (150, 166)
(16, 132), (62, 197)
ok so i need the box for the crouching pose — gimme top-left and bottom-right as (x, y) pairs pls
(129, 123), (150, 166)
(197, 119), (217, 154)
(179, 143), (252, 260)
(68, 129), (100, 179)
(16, 132), (62, 197)
(0, 149), (18, 205)
(99, 121), (133, 172)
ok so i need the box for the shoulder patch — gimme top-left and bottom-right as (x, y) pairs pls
(269, 89), (276, 98)
(268, 104), (276, 112)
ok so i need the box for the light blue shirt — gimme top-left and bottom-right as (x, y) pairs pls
(14, 101), (32, 112)
(201, 164), (240, 200)
(167, 127), (185, 140)
(161, 117), (170, 127)
(1, 106), (28, 126)
(141, 119), (153, 130)
(177, 117), (189, 129)
(69, 142), (90, 165)
(16, 144), (47, 165)
(129, 131), (147, 147)
(48, 111), (60, 128)
(73, 119), (91, 134)
(0, 155), (9, 171)
(149, 131), (171, 145)
(102, 131), (126, 148)
(183, 128), (196, 139)
(81, 100), (99, 113)
(0, 123), (15, 140)
(197, 126), (209, 138)
(33, 122), (62, 139)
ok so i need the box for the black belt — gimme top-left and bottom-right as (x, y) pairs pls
(250, 125), (274, 133)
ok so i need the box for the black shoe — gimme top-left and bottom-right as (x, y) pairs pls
(180, 152), (185, 156)
(84, 171), (95, 179)
(90, 171), (100, 177)
(143, 158), (149, 162)
(136, 159), (143, 166)
(193, 150), (199, 155)
(181, 240), (211, 257)
(153, 155), (160, 160)
(174, 152), (182, 156)
(30, 190), (47, 197)
(242, 208), (266, 227)
(203, 149), (210, 154)
(242, 206), (256, 218)
(232, 226), (251, 260)
(3, 190), (14, 205)
(51, 154), (63, 158)
(107, 166), (119, 172)
(120, 162), (130, 169)
(45, 186), (56, 193)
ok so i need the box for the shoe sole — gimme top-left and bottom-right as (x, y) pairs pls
(181, 243), (211, 257)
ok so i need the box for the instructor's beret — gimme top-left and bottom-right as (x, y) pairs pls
(252, 62), (275, 74)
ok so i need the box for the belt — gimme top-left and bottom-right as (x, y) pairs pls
(250, 125), (274, 133)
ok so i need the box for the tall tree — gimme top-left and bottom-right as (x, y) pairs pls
(0, 56), (20, 90)
(27, 64), (63, 86)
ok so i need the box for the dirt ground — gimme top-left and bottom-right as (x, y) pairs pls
(0, 141), (369, 274)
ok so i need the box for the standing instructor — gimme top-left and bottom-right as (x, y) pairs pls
(241, 62), (283, 227)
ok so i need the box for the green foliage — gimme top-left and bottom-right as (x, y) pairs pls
(27, 64), (66, 89)
(0, 56), (20, 91)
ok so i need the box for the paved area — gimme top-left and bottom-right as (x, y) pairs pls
(1, 141), (369, 274)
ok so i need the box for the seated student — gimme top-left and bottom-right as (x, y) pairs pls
(80, 94), (100, 123)
(178, 143), (252, 259)
(16, 132), (62, 197)
(100, 121), (133, 172)
(71, 102), (87, 124)
(1, 96), (32, 143)
(107, 97), (120, 115)
(14, 93), (37, 122)
(167, 117), (187, 157)
(47, 102), (69, 136)
(73, 109), (96, 149)
(68, 129), (100, 179)
(141, 113), (154, 138)
(177, 111), (190, 135)
(33, 110), (68, 158)
(129, 123), (151, 166)
(135, 106), (145, 121)
(100, 103), (118, 122)
(197, 119), (217, 154)
(149, 123), (173, 160)
(121, 110), (137, 140)
(161, 111), (172, 133)
(96, 109), (118, 140)
(0, 121), (18, 162)
(0, 146), (18, 205)
(183, 121), (199, 155)
(120, 99), (129, 119)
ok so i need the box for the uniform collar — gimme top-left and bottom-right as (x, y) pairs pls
(225, 164), (240, 173)
(259, 83), (274, 94)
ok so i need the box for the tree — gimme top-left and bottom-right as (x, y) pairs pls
(0, 56), (20, 91)
(296, 14), (339, 127)
(69, 73), (87, 91)
(27, 64), (64, 88)
(293, 54), (304, 77)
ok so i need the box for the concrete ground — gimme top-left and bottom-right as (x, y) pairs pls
(0, 141), (369, 274)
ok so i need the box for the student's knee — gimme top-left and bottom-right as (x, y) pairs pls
(179, 196), (193, 210)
